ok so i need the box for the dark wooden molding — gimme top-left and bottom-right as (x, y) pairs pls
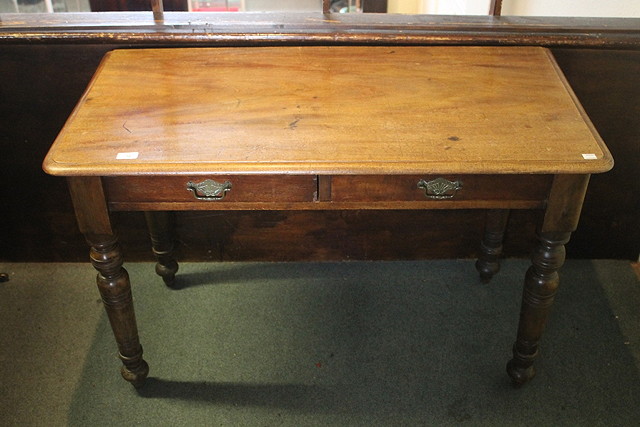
(1, 12), (639, 48)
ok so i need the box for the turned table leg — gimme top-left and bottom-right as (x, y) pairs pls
(507, 231), (570, 385)
(507, 174), (590, 386)
(476, 209), (510, 283)
(145, 211), (179, 287)
(89, 234), (149, 387)
(68, 177), (149, 387)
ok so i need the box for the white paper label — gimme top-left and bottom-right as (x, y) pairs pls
(582, 153), (597, 160)
(116, 152), (139, 160)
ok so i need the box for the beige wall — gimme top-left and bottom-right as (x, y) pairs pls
(389, 0), (640, 17)
(387, 0), (422, 14)
(243, 0), (321, 11)
(502, 0), (640, 18)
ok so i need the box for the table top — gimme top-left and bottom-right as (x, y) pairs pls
(43, 46), (612, 176)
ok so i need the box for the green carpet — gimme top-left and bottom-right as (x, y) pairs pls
(1, 260), (639, 425)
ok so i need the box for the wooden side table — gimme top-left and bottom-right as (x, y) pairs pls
(43, 46), (613, 387)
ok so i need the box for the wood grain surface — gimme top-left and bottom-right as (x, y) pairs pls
(43, 46), (612, 176)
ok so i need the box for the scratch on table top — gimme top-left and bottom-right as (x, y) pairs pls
(288, 117), (301, 130)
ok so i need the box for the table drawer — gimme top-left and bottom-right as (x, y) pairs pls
(330, 175), (553, 203)
(104, 175), (317, 206)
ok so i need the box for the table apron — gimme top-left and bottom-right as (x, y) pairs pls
(103, 174), (552, 211)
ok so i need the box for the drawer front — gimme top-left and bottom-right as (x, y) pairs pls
(331, 175), (553, 203)
(104, 175), (317, 205)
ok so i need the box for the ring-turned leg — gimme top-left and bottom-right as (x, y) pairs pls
(507, 174), (591, 386)
(507, 231), (570, 386)
(476, 209), (510, 283)
(145, 211), (179, 287)
(68, 177), (149, 387)
(89, 234), (149, 387)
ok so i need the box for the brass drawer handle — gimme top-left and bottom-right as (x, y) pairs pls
(417, 177), (463, 200)
(186, 179), (232, 201)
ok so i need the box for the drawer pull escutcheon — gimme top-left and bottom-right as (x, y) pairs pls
(186, 179), (232, 201)
(417, 178), (463, 200)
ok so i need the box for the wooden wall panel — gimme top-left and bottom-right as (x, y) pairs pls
(552, 49), (640, 260)
(0, 45), (113, 261)
(89, 0), (188, 11)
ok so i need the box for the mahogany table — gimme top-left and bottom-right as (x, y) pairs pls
(43, 46), (613, 387)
